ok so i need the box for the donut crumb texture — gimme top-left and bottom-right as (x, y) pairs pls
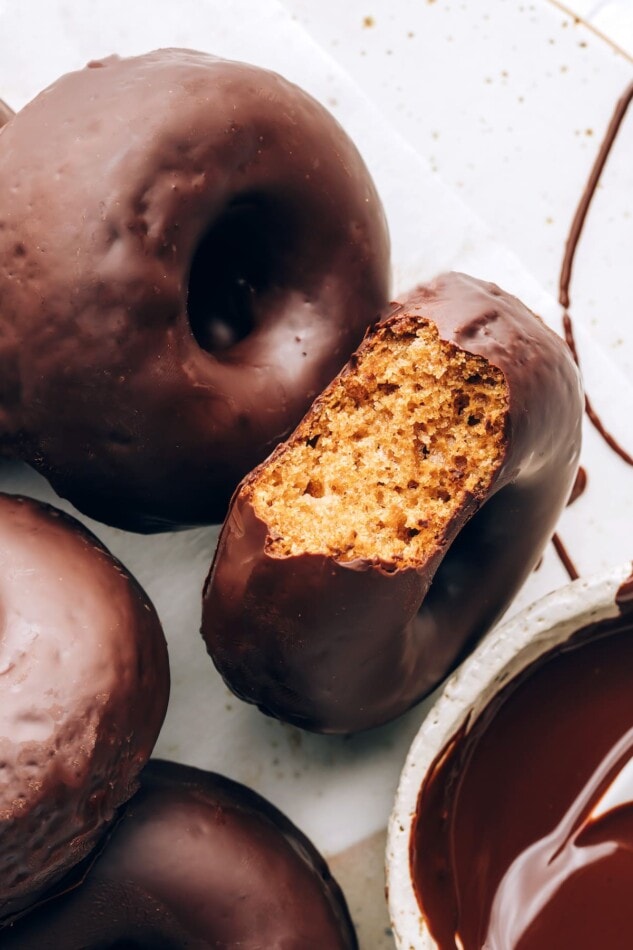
(248, 316), (509, 566)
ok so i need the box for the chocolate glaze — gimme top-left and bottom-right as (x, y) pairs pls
(411, 602), (633, 950)
(2, 760), (358, 949)
(202, 272), (583, 733)
(559, 80), (633, 467)
(0, 49), (389, 531)
(560, 80), (633, 312)
(0, 494), (169, 922)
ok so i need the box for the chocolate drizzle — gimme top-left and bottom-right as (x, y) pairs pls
(549, 82), (633, 580)
(551, 533), (579, 581)
(559, 80), (633, 466)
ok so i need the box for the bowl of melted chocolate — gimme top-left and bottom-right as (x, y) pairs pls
(387, 562), (633, 950)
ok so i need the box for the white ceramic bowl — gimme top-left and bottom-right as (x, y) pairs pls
(386, 561), (632, 949)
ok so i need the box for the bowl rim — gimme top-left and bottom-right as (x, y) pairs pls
(386, 561), (632, 949)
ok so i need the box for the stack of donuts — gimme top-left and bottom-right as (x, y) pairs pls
(0, 49), (582, 944)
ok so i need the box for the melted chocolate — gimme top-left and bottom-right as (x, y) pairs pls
(202, 272), (583, 733)
(0, 494), (169, 922)
(551, 532), (579, 581)
(2, 760), (358, 949)
(559, 80), (633, 467)
(411, 605), (633, 949)
(0, 49), (389, 531)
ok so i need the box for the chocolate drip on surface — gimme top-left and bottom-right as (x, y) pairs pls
(550, 466), (586, 577)
(559, 81), (633, 310)
(559, 80), (633, 466)
(411, 607), (633, 950)
(550, 82), (633, 579)
(551, 532), (579, 581)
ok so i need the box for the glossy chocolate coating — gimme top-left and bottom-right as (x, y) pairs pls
(202, 272), (583, 734)
(411, 603), (633, 949)
(0, 494), (169, 921)
(0, 49), (389, 532)
(2, 760), (358, 948)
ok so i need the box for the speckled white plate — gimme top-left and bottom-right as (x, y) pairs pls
(387, 562), (632, 949)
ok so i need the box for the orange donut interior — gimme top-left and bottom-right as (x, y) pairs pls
(249, 316), (509, 567)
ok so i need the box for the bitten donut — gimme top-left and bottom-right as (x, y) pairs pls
(2, 760), (358, 948)
(0, 495), (169, 922)
(0, 48), (390, 532)
(202, 272), (583, 734)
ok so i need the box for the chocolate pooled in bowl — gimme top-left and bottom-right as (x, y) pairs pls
(411, 575), (633, 950)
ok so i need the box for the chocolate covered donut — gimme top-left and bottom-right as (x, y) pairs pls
(0, 48), (389, 531)
(0, 494), (169, 921)
(202, 272), (583, 734)
(2, 760), (358, 948)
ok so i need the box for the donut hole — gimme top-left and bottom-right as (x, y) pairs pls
(187, 197), (281, 353)
(248, 317), (509, 566)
